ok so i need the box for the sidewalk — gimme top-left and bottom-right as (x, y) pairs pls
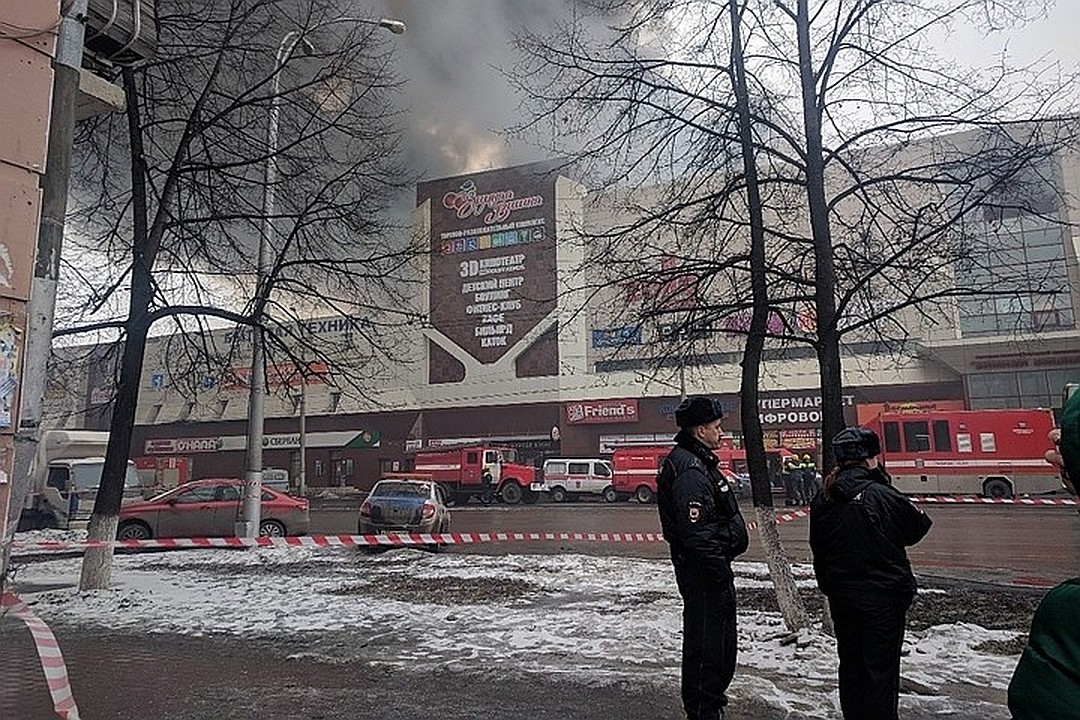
(1, 620), (709, 720)
(1, 615), (1010, 720)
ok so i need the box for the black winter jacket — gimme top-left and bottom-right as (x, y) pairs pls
(810, 465), (932, 600)
(657, 431), (749, 581)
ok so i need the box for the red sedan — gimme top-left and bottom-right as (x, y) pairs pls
(117, 478), (310, 540)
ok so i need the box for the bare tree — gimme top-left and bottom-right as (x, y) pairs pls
(769, 0), (1078, 463)
(61, 0), (418, 590)
(512, 0), (1076, 631)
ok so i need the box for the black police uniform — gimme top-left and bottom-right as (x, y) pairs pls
(657, 430), (749, 720)
(810, 463), (932, 720)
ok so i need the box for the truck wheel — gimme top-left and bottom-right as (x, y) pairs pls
(983, 478), (1013, 499)
(634, 485), (655, 504)
(602, 486), (618, 503)
(117, 520), (152, 541)
(550, 486), (567, 503)
(500, 482), (523, 505)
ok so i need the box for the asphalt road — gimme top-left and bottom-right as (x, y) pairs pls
(312, 499), (1080, 587)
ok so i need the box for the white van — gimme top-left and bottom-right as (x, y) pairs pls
(531, 458), (616, 503)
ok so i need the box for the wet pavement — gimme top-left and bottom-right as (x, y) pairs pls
(312, 501), (1080, 587)
(0, 619), (772, 720)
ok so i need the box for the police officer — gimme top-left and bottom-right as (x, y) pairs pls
(657, 396), (749, 720)
(810, 427), (932, 720)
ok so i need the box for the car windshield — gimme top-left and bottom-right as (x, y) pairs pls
(372, 482), (430, 498)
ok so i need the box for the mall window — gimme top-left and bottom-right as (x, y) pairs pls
(967, 369), (1080, 410)
(956, 215), (1073, 338)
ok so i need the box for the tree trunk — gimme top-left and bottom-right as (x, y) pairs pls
(79, 65), (154, 591)
(794, 0), (845, 469)
(729, 0), (809, 631)
(78, 515), (119, 590)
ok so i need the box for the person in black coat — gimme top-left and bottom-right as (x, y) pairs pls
(657, 396), (749, 720)
(810, 426), (932, 720)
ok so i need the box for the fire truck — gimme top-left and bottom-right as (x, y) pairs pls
(611, 445), (793, 503)
(413, 445), (538, 505)
(864, 408), (1059, 498)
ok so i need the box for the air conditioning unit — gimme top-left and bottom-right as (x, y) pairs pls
(84, 0), (157, 64)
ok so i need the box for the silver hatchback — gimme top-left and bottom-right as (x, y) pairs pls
(359, 478), (451, 537)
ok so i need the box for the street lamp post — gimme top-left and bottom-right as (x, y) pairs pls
(298, 377), (307, 497)
(237, 17), (406, 538)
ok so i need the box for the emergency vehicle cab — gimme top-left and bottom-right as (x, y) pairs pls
(413, 445), (537, 505)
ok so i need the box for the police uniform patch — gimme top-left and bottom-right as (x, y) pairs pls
(688, 501), (702, 523)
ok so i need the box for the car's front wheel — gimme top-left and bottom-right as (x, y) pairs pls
(602, 486), (618, 503)
(117, 520), (152, 541)
(259, 520), (286, 537)
(634, 485), (655, 504)
(549, 486), (567, 503)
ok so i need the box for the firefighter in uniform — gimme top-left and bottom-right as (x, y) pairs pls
(783, 455), (802, 505)
(800, 453), (820, 503)
(657, 396), (749, 720)
(480, 467), (495, 505)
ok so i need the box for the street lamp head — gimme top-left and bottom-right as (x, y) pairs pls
(378, 18), (407, 35)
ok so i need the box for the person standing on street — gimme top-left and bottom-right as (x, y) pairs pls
(783, 455), (802, 505)
(800, 453), (819, 503)
(1008, 387), (1080, 718)
(480, 467), (495, 505)
(810, 427), (932, 720)
(657, 396), (749, 720)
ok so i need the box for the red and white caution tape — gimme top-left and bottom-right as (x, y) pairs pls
(910, 495), (1077, 505)
(11, 512), (815, 552)
(1, 592), (81, 720)
(13, 531), (665, 552)
(746, 508), (809, 531)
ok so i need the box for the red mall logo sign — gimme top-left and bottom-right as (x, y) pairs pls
(564, 399), (639, 425)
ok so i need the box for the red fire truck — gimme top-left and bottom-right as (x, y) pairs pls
(864, 408), (1059, 498)
(413, 445), (538, 505)
(611, 445), (793, 503)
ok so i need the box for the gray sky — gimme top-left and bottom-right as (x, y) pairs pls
(370, 1), (1080, 185)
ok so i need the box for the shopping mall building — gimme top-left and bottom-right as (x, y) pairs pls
(45, 143), (1080, 491)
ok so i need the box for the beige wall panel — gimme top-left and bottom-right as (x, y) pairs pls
(0, 10), (55, 173)
(0, 162), (40, 300)
(0, 1), (60, 40)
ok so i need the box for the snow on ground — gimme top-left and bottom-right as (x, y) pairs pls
(8, 534), (1020, 719)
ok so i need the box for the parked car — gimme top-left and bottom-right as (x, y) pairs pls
(359, 478), (451, 540)
(116, 478), (310, 540)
